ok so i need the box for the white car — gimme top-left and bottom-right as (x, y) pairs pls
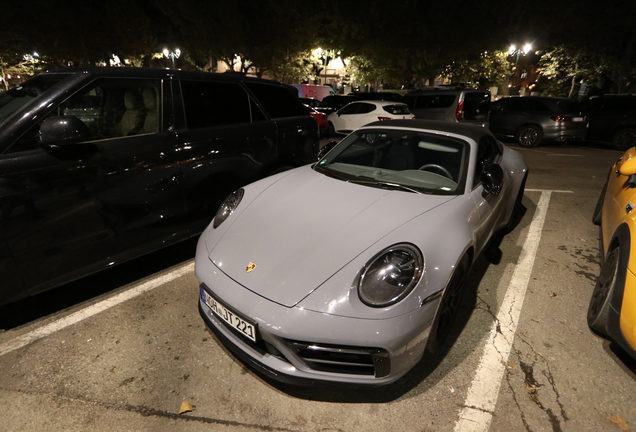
(327, 100), (415, 136)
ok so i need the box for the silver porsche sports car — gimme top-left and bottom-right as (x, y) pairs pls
(195, 120), (528, 385)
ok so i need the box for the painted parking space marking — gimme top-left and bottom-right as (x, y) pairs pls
(454, 189), (569, 432)
(0, 261), (194, 358)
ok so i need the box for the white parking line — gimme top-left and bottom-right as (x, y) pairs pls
(0, 261), (194, 358)
(454, 190), (563, 432)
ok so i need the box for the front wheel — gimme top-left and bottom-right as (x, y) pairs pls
(427, 254), (470, 352)
(587, 246), (619, 337)
(611, 128), (636, 151)
(516, 125), (542, 148)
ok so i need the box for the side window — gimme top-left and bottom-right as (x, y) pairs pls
(508, 98), (533, 111)
(532, 101), (550, 112)
(414, 95), (456, 109)
(244, 82), (308, 119)
(463, 93), (490, 120)
(339, 103), (360, 115)
(358, 103), (376, 114)
(180, 80), (251, 128)
(7, 78), (161, 153)
(474, 136), (500, 181)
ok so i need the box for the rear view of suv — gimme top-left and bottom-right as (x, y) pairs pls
(583, 95), (636, 150)
(402, 88), (491, 127)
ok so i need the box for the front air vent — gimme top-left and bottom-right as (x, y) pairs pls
(285, 340), (390, 378)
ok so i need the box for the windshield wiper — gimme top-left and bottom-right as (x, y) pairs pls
(315, 165), (349, 181)
(349, 176), (423, 194)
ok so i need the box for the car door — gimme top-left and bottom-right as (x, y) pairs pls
(492, 98), (534, 136)
(334, 102), (362, 133)
(0, 76), (185, 298)
(353, 102), (378, 129)
(469, 136), (508, 251)
(174, 78), (280, 236)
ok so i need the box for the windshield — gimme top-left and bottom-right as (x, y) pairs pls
(315, 128), (468, 195)
(0, 74), (67, 128)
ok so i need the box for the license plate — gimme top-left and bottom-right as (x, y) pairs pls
(573, 116), (584, 122)
(203, 289), (258, 342)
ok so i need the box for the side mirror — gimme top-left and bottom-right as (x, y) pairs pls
(481, 163), (504, 196)
(39, 116), (89, 147)
(317, 141), (338, 160)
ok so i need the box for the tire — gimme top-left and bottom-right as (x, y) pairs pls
(427, 254), (470, 352)
(516, 125), (542, 148)
(592, 182), (607, 226)
(611, 128), (636, 151)
(587, 246), (619, 337)
(327, 122), (336, 138)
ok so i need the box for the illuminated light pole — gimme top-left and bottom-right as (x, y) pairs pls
(163, 48), (181, 69)
(509, 44), (532, 87)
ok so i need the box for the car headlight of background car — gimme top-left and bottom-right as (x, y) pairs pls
(358, 243), (424, 307)
(213, 188), (244, 229)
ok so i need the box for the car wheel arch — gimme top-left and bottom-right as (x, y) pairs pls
(597, 224), (631, 344)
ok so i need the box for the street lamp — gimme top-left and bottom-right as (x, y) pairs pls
(509, 44), (532, 87)
(163, 48), (181, 69)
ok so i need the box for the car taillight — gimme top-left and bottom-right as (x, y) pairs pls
(551, 115), (572, 121)
(455, 101), (464, 121)
(377, 117), (393, 121)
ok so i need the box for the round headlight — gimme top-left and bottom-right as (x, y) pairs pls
(213, 189), (244, 229)
(358, 244), (424, 307)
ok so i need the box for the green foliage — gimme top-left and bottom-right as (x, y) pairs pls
(441, 51), (510, 87)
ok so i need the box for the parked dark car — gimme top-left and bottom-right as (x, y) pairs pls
(347, 92), (404, 102)
(582, 95), (636, 150)
(321, 95), (360, 111)
(0, 67), (319, 307)
(489, 96), (587, 147)
(299, 97), (335, 115)
(403, 87), (491, 128)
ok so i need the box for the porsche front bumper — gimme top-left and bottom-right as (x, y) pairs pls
(195, 253), (438, 386)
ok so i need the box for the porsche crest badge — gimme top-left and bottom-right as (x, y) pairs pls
(246, 262), (257, 273)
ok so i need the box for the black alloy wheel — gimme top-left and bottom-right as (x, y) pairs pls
(516, 125), (542, 148)
(427, 254), (469, 352)
(587, 246), (620, 337)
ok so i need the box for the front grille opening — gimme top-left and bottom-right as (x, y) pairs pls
(286, 340), (390, 377)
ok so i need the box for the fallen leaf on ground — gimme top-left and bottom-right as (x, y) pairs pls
(179, 400), (193, 415)
(607, 415), (629, 431)
(548, 292), (557, 297)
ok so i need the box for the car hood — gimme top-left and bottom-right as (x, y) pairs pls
(208, 167), (455, 307)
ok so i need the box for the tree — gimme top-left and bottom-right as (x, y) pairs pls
(441, 51), (510, 88)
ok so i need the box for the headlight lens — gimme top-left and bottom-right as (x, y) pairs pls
(213, 189), (244, 229)
(358, 244), (424, 307)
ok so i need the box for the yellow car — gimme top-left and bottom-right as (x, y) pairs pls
(590, 147), (636, 359)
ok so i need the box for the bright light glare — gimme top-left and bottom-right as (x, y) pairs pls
(523, 44), (532, 54)
(509, 45), (516, 54)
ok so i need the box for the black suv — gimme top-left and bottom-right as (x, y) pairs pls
(582, 95), (636, 150)
(0, 67), (318, 307)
